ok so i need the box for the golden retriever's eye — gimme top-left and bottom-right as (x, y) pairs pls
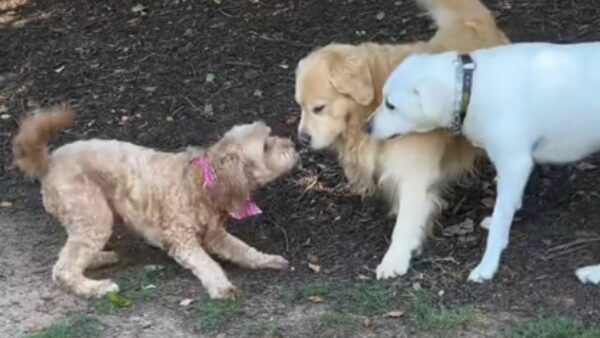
(313, 105), (325, 114)
(385, 99), (395, 110)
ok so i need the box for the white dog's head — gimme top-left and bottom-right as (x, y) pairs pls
(366, 53), (457, 140)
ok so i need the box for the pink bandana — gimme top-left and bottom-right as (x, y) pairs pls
(190, 156), (262, 220)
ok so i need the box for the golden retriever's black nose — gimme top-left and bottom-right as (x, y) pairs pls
(298, 131), (311, 146)
(363, 121), (373, 134)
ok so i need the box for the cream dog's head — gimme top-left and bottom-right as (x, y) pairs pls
(295, 45), (377, 150)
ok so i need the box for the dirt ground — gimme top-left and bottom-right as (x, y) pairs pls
(2, 0), (600, 337)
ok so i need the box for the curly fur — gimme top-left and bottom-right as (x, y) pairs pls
(12, 107), (298, 299)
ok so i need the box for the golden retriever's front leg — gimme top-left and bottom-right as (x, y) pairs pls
(376, 178), (439, 280)
(206, 229), (289, 270)
(168, 241), (239, 299)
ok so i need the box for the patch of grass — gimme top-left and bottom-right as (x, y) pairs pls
(22, 315), (102, 338)
(93, 267), (173, 313)
(246, 322), (280, 337)
(279, 284), (333, 303)
(407, 290), (477, 333)
(320, 312), (357, 336)
(507, 317), (600, 338)
(339, 283), (395, 316)
(197, 298), (243, 332)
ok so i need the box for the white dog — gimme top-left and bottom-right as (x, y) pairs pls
(366, 42), (600, 284)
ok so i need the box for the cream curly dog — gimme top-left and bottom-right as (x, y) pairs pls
(12, 105), (298, 299)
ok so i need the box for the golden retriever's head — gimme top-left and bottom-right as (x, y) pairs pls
(295, 45), (376, 150)
(205, 122), (298, 211)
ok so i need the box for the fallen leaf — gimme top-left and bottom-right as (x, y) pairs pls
(443, 218), (474, 237)
(385, 311), (404, 318)
(143, 86), (157, 92)
(142, 284), (156, 290)
(376, 11), (385, 20)
(0, 105), (8, 113)
(166, 116), (174, 122)
(308, 262), (321, 273)
(253, 89), (263, 97)
(131, 4), (147, 13)
(54, 65), (65, 73)
(179, 298), (194, 306)
(307, 296), (325, 303)
(106, 292), (132, 308)
(205, 73), (215, 83)
(362, 318), (373, 328)
(357, 274), (370, 281)
(1, 201), (13, 208)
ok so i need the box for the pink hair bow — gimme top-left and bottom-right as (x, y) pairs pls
(190, 156), (262, 220)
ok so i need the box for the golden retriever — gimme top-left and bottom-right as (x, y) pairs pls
(12, 105), (297, 298)
(295, 0), (509, 279)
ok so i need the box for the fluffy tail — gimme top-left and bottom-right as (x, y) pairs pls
(12, 104), (74, 178)
(416, 0), (492, 28)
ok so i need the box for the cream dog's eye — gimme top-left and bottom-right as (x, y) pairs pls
(263, 141), (270, 153)
(313, 105), (325, 114)
(385, 99), (395, 110)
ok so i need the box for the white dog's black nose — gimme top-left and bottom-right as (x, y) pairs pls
(298, 131), (311, 146)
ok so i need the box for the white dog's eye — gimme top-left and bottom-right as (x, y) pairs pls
(385, 99), (395, 110)
(313, 105), (325, 114)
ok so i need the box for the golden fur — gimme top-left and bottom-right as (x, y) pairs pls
(12, 106), (298, 298)
(295, 0), (509, 279)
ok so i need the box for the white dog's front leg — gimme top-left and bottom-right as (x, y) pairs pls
(469, 154), (533, 283)
(376, 181), (438, 280)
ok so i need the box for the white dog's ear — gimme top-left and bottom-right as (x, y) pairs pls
(413, 79), (451, 121)
(329, 55), (374, 106)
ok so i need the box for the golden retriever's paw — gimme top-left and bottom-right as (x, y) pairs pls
(260, 255), (290, 270)
(208, 284), (241, 300)
(576, 265), (600, 284)
(376, 253), (410, 280)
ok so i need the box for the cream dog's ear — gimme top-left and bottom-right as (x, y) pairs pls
(329, 54), (374, 106)
(211, 146), (252, 212)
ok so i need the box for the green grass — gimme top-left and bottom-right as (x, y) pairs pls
(407, 290), (477, 332)
(279, 284), (333, 303)
(320, 312), (357, 336)
(93, 267), (172, 313)
(22, 315), (102, 338)
(197, 298), (243, 331)
(246, 322), (280, 337)
(507, 317), (600, 338)
(339, 283), (395, 316)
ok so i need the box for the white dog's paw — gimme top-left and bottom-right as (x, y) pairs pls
(376, 252), (410, 280)
(479, 217), (492, 230)
(576, 265), (600, 284)
(468, 263), (498, 283)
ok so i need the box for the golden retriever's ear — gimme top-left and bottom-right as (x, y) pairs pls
(329, 55), (374, 106)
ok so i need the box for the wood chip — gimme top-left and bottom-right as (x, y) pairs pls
(308, 262), (321, 273)
(179, 298), (194, 306)
(385, 311), (404, 318)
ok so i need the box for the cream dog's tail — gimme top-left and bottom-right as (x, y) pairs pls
(11, 104), (74, 178)
(416, 0), (493, 27)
